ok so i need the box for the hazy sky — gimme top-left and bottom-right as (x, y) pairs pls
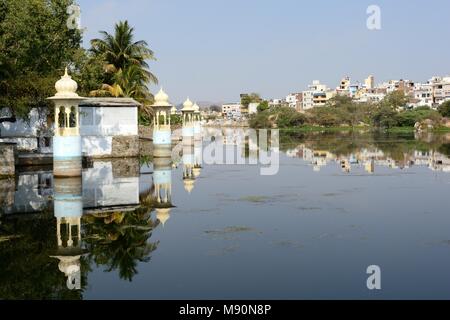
(77, 0), (450, 104)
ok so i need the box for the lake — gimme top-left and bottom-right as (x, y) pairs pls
(1, 129), (450, 299)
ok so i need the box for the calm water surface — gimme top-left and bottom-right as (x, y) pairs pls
(1, 130), (450, 299)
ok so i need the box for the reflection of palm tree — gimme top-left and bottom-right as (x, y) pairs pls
(83, 209), (159, 282)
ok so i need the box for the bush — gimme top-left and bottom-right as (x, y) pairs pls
(394, 108), (441, 127)
(371, 105), (398, 128)
(309, 107), (343, 127)
(257, 101), (269, 112)
(276, 107), (307, 128)
(170, 114), (182, 125)
(249, 106), (307, 128)
(438, 101), (450, 117)
(249, 111), (273, 129)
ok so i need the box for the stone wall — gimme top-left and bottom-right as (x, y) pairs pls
(139, 125), (153, 140)
(111, 158), (140, 178)
(0, 178), (15, 211)
(111, 135), (140, 158)
(0, 144), (16, 177)
(139, 139), (153, 157)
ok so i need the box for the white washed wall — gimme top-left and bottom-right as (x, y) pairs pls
(0, 108), (47, 137)
(8, 173), (52, 214)
(80, 106), (138, 136)
(81, 136), (112, 156)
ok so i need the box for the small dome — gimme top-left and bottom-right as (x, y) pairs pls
(193, 103), (200, 113)
(153, 88), (172, 107)
(55, 256), (81, 276)
(54, 68), (79, 98)
(182, 97), (194, 112)
(171, 106), (178, 114)
(156, 208), (171, 226)
(183, 179), (195, 193)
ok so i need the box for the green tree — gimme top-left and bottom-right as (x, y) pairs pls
(257, 101), (269, 112)
(0, 0), (82, 119)
(381, 90), (409, 110)
(371, 105), (399, 128)
(438, 100), (450, 117)
(394, 108), (441, 127)
(241, 93), (262, 108)
(209, 105), (221, 113)
(276, 107), (307, 128)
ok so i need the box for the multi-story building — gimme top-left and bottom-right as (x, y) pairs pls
(336, 77), (351, 96)
(221, 103), (242, 118)
(365, 75), (375, 90)
(337, 76), (362, 98)
(357, 92), (386, 103)
(302, 80), (334, 110)
(429, 76), (450, 107)
(411, 83), (433, 108)
(379, 79), (415, 94)
(285, 93), (303, 109)
(269, 98), (285, 108)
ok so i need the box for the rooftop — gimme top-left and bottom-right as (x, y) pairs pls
(79, 97), (141, 108)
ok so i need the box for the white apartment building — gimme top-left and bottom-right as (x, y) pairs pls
(411, 83), (433, 108)
(269, 99), (284, 107)
(429, 76), (450, 106)
(302, 80), (334, 110)
(357, 92), (386, 103)
(285, 93), (302, 109)
(222, 103), (242, 118)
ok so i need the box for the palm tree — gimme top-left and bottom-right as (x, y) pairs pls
(90, 21), (158, 102)
(89, 65), (151, 101)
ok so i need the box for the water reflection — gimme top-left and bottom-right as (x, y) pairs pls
(51, 177), (84, 290)
(1, 129), (450, 299)
(282, 131), (450, 173)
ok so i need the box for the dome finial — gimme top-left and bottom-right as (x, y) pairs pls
(182, 97), (194, 111)
(52, 68), (80, 98)
(153, 87), (171, 107)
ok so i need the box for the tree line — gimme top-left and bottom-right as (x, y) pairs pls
(0, 0), (157, 123)
(250, 91), (450, 130)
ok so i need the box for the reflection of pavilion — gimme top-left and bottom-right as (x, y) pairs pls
(153, 154), (174, 226)
(181, 98), (198, 193)
(50, 177), (84, 290)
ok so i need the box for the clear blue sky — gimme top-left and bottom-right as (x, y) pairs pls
(77, 0), (450, 104)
